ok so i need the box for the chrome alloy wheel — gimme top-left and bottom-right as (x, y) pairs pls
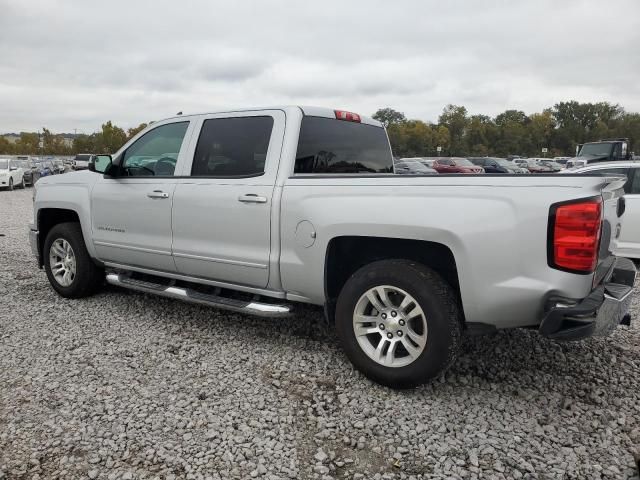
(49, 238), (77, 287)
(352, 285), (428, 368)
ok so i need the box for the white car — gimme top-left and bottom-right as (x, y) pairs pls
(0, 157), (26, 190)
(72, 154), (93, 170)
(567, 161), (640, 260)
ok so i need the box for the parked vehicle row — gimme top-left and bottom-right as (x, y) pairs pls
(0, 155), (76, 190)
(395, 156), (556, 174)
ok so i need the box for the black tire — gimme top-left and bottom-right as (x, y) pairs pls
(8, 177), (13, 191)
(19, 176), (25, 189)
(335, 259), (462, 389)
(43, 222), (103, 298)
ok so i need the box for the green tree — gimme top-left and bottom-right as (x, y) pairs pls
(99, 121), (127, 153)
(0, 136), (14, 154)
(528, 110), (555, 155)
(127, 123), (148, 140)
(15, 132), (40, 155)
(373, 108), (407, 128)
(433, 125), (451, 153)
(438, 105), (468, 155)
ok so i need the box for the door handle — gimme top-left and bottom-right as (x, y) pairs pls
(147, 190), (169, 199)
(238, 194), (267, 204)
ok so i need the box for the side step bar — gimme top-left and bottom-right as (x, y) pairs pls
(105, 273), (293, 318)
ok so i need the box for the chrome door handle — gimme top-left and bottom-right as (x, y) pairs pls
(147, 190), (169, 199)
(238, 194), (267, 204)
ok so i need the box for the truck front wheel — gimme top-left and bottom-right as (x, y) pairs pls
(43, 222), (104, 298)
(335, 259), (462, 389)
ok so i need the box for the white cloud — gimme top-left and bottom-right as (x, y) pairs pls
(0, 0), (639, 132)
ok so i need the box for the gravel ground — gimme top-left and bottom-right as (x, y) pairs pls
(1, 186), (639, 480)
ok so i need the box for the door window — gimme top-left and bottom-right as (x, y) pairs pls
(121, 122), (189, 177)
(191, 116), (274, 177)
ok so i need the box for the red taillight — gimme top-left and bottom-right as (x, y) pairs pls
(334, 110), (361, 122)
(549, 198), (602, 273)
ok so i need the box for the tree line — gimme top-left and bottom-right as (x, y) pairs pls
(1, 100), (639, 158)
(0, 121), (148, 156)
(374, 101), (640, 158)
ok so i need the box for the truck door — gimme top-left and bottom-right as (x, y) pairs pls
(171, 110), (285, 288)
(91, 120), (194, 272)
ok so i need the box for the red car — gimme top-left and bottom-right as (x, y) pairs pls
(432, 157), (484, 174)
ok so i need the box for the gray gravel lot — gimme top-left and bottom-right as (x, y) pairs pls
(1, 187), (639, 480)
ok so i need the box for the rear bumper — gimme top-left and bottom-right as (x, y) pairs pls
(539, 257), (636, 340)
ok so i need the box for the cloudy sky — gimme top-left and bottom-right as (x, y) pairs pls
(1, 0), (639, 133)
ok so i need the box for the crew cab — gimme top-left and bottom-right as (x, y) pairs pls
(29, 106), (636, 388)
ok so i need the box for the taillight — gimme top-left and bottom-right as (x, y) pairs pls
(334, 110), (361, 122)
(548, 197), (602, 273)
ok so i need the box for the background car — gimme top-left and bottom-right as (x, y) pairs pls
(33, 159), (54, 177)
(14, 158), (37, 186)
(0, 157), (26, 190)
(468, 157), (527, 173)
(394, 159), (438, 175)
(537, 159), (563, 172)
(514, 158), (553, 173)
(565, 159), (588, 170)
(399, 157), (437, 169)
(73, 153), (93, 170)
(566, 161), (640, 260)
(52, 158), (66, 174)
(432, 157), (484, 173)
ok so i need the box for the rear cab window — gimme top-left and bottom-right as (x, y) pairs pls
(294, 116), (393, 174)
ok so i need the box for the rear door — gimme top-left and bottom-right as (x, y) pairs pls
(171, 110), (285, 288)
(91, 120), (194, 272)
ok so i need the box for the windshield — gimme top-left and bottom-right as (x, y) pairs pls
(0, 159), (8, 169)
(579, 142), (613, 157)
(453, 158), (473, 166)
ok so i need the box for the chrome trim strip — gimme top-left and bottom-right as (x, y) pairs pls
(172, 251), (267, 269)
(103, 262), (286, 298)
(94, 241), (173, 256)
(105, 273), (292, 317)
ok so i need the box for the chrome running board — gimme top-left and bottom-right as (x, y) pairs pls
(105, 273), (293, 318)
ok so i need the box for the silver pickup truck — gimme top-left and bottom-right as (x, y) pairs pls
(29, 106), (636, 388)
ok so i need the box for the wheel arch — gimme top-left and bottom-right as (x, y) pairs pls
(324, 236), (463, 324)
(36, 208), (83, 267)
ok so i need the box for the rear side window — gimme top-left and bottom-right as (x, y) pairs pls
(294, 116), (393, 174)
(191, 116), (273, 177)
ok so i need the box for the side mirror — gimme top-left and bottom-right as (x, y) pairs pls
(9, 166), (17, 171)
(89, 155), (112, 174)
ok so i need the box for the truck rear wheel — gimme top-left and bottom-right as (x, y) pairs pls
(43, 222), (103, 298)
(335, 259), (462, 389)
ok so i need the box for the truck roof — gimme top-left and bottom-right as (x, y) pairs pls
(153, 106), (383, 128)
